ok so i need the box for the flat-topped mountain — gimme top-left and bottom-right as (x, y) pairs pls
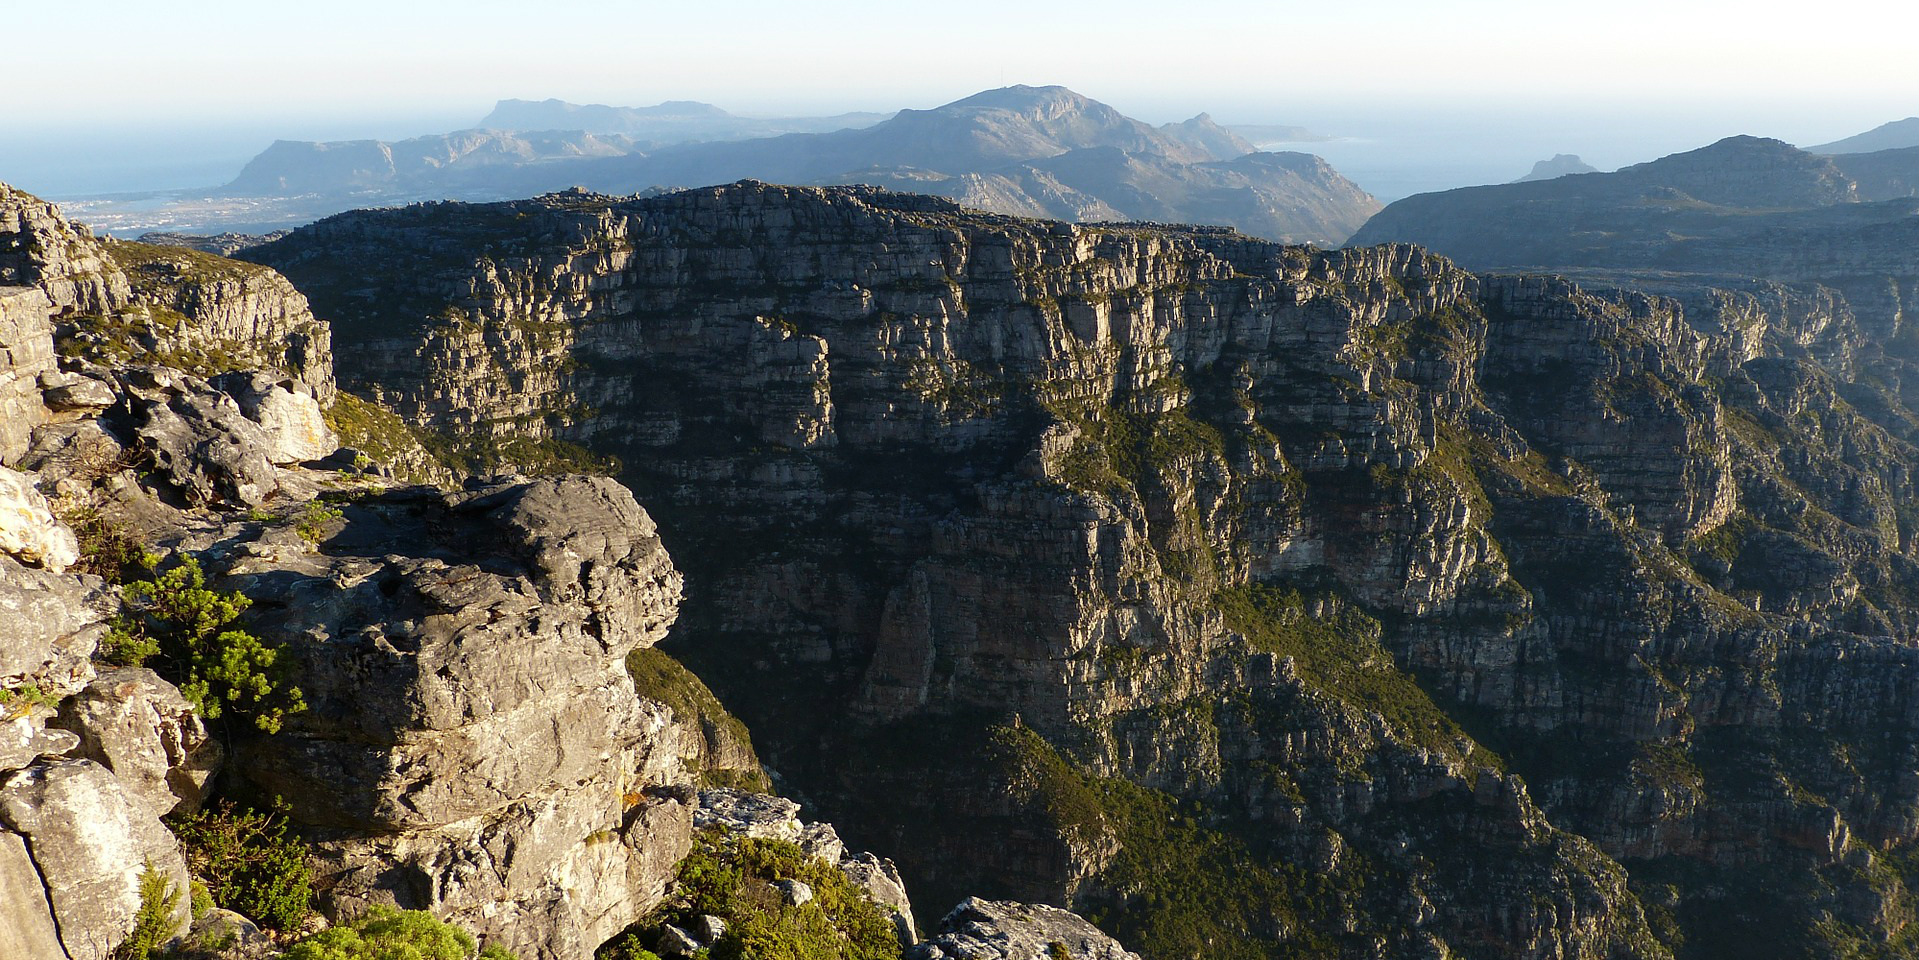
(476, 96), (894, 141)
(201, 85), (1376, 244)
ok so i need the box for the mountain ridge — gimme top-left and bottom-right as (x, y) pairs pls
(199, 84), (1376, 244)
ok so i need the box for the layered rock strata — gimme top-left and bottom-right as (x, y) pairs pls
(257, 181), (1919, 956)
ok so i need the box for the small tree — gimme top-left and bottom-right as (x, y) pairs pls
(104, 555), (305, 733)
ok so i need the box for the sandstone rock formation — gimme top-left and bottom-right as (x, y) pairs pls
(54, 667), (222, 819)
(0, 186), (741, 960)
(236, 176), (1919, 957)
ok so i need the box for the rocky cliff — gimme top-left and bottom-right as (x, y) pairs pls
(236, 180), (1919, 958)
(3, 182), (1116, 960)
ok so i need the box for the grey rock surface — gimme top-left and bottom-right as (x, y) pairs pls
(0, 720), (80, 774)
(116, 366), (281, 507)
(0, 759), (190, 960)
(43, 375), (117, 414)
(0, 553), (111, 695)
(54, 667), (222, 819)
(0, 286), (55, 464)
(657, 924), (701, 957)
(0, 183), (132, 316)
(910, 898), (1140, 960)
(211, 372), (337, 464)
(179, 476), (692, 960)
(0, 829), (68, 960)
(177, 907), (273, 960)
(0, 462), (79, 572)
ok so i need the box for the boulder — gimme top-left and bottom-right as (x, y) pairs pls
(839, 852), (918, 944)
(910, 898), (1141, 960)
(0, 286), (56, 465)
(0, 759), (191, 960)
(115, 367), (280, 507)
(18, 417), (129, 488)
(176, 908), (273, 960)
(198, 477), (690, 960)
(211, 372), (338, 465)
(0, 554), (111, 695)
(0, 463), (79, 572)
(657, 924), (701, 957)
(693, 788), (804, 841)
(54, 668), (222, 818)
(0, 719), (79, 775)
(43, 376), (118, 415)
(777, 878), (814, 907)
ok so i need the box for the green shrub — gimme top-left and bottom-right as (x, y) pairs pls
(62, 506), (155, 584)
(0, 683), (61, 715)
(170, 800), (313, 932)
(105, 554), (305, 732)
(282, 906), (517, 960)
(628, 829), (901, 960)
(595, 934), (662, 960)
(294, 501), (344, 545)
(111, 861), (181, 960)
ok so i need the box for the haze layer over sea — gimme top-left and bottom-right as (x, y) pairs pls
(7, 98), (1909, 207)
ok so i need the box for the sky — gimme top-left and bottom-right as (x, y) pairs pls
(6, 0), (1918, 198)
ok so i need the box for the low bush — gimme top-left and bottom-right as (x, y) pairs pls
(610, 829), (900, 960)
(170, 800), (313, 932)
(103, 554), (305, 733)
(282, 906), (517, 960)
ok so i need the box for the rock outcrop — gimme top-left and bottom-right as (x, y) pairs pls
(911, 898), (1140, 960)
(54, 667), (222, 819)
(261, 180), (1919, 957)
(694, 787), (919, 944)
(0, 188), (766, 960)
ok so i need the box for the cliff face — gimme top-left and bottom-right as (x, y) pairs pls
(246, 181), (1919, 958)
(3, 182), (1089, 960)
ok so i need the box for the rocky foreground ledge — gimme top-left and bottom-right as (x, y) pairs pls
(2, 182), (1137, 960)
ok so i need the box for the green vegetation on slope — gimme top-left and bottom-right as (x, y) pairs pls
(601, 829), (901, 960)
(626, 647), (770, 792)
(1215, 583), (1494, 768)
(988, 725), (1377, 960)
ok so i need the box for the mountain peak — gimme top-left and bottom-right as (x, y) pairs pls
(1515, 154), (1598, 182)
(943, 84), (1088, 112)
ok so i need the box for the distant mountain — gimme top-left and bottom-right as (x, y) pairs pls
(1348, 136), (1905, 269)
(1157, 113), (1256, 160)
(476, 97), (892, 142)
(200, 85), (1378, 244)
(1514, 154), (1597, 182)
(219, 129), (639, 197)
(1807, 117), (1919, 154)
(1831, 146), (1919, 200)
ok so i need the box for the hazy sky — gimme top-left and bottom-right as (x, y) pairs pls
(14, 0), (1917, 126)
(7, 0), (1917, 197)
